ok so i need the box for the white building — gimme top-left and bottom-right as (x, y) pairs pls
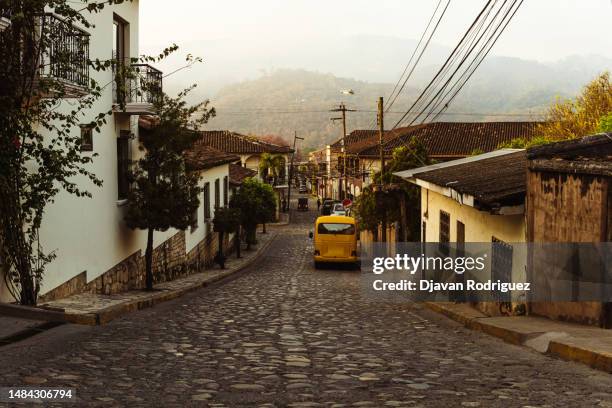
(0, 2), (237, 302)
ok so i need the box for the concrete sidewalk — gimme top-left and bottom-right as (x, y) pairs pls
(0, 231), (277, 330)
(425, 302), (612, 373)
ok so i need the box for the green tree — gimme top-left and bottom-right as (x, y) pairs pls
(354, 139), (430, 242)
(124, 87), (215, 290)
(0, 0), (170, 305)
(598, 113), (612, 133)
(259, 153), (285, 185)
(230, 178), (276, 250)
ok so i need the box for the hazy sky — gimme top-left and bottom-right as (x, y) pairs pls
(140, 0), (612, 94)
(141, 0), (611, 59)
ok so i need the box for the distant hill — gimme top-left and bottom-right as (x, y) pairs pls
(203, 55), (611, 148)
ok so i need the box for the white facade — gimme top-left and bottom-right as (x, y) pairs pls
(0, 1), (229, 302)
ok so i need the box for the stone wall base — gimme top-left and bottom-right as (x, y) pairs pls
(39, 230), (235, 303)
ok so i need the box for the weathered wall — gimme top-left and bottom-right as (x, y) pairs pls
(527, 169), (610, 327)
(527, 171), (607, 242)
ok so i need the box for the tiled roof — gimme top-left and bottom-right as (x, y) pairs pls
(197, 131), (293, 154)
(229, 163), (257, 185)
(184, 144), (240, 171)
(414, 150), (527, 209)
(356, 122), (541, 159)
(139, 117), (240, 171)
(331, 130), (379, 150)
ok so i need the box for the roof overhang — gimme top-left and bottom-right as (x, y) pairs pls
(394, 149), (523, 179)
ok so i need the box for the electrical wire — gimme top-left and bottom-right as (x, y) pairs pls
(409, 0), (518, 126)
(391, 0), (495, 129)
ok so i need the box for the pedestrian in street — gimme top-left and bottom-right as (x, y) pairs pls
(317, 198), (321, 211)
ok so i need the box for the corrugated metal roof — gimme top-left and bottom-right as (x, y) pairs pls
(409, 150), (527, 208)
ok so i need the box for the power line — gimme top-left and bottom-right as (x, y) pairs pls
(385, 0), (452, 115)
(410, 0), (520, 126)
(402, 0), (499, 126)
(391, 0), (495, 129)
(426, 0), (525, 123)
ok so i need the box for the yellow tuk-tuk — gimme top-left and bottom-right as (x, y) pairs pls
(309, 215), (358, 268)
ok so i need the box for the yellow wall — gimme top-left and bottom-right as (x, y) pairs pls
(421, 188), (527, 297)
(421, 188), (526, 243)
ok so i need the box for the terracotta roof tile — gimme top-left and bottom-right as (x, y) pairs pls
(355, 122), (541, 158)
(197, 131), (293, 154)
(229, 163), (257, 185)
(184, 144), (240, 171)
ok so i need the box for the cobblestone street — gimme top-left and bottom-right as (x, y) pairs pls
(1, 198), (612, 408)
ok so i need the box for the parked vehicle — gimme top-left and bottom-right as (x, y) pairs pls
(309, 215), (358, 268)
(321, 199), (334, 215)
(331, 203), (346, 216)
(297, 197), (309, 211)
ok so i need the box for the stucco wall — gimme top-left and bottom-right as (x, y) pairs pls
(0, 1), (233, 303)
(421, 189), (526, 243)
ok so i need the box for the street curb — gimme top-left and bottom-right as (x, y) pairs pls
(548, 340), (612, 373)
(423, 302), (612, 373)
(87, 232), (278, 326)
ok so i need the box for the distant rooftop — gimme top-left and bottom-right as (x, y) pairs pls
(333, 121), (542, 159)
(197, 131), (293, 154)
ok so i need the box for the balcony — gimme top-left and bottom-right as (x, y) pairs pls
(113, 64), (163, 115)
(36, 13), (90, 98)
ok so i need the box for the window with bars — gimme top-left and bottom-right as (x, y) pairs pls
(439, 211), (450, 243)
(223, 176), (229, 206)
(439, 210), (450, 255)
(203, 182), (211, 220)
(492, 237), (513, 302)
(80, 125), (93, 152)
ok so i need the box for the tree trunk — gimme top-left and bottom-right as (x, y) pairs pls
(235, 227), (241, 259)
(217, 231), (225, 269)
(262, 222), (267, 234)
(145, 228), (154, 291)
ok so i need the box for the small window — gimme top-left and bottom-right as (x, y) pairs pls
(214, 178), (220, 209)
(80, 125), (93, 152)
(223, 176), (229, 207)
(439, 211), (450, 243)
(203, 182), (211, 220)
(116, 131), (131, 200)
(439, 210), (450, 255)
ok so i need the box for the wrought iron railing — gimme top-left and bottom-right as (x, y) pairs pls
(37, 13), (90, 89)
(113, 63), (163, 105)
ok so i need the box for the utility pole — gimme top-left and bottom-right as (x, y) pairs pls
(378, 97), (385, 176)
(378, 96), (387, 243)
(286, 131), (304, 212)
(330, 103), (355, 200)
